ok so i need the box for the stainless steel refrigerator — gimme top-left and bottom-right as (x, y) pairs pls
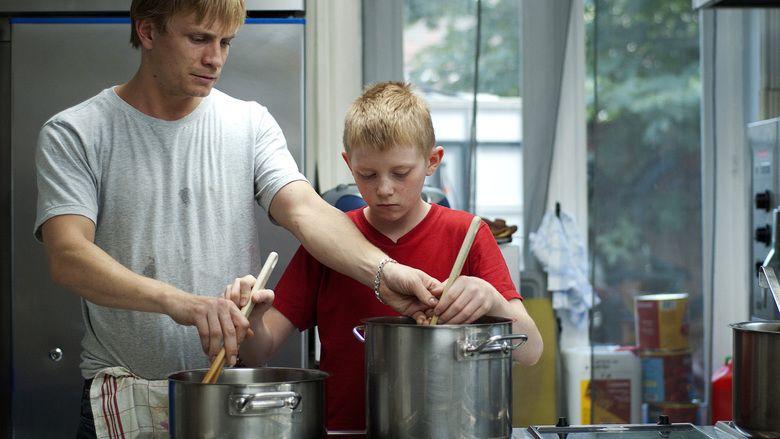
(0, 1), (306, 436)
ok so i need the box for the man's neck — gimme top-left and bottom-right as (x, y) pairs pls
(115, 74), (203, 121)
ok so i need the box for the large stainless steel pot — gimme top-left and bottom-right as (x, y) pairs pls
(353, 316), (526, 439)
(168, 367), (328, 439)
(731, 321), (780, 438)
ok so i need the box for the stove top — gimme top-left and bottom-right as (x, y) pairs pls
(527, 423), (709, 439)
(526, 418), (750, 439)
(712, 421), (752, 439)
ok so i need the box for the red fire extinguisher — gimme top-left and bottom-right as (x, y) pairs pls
(711, 356), (733, 423)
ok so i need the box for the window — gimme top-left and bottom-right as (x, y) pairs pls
(586, 0), (704, 410)
(402, 0), (524, 241)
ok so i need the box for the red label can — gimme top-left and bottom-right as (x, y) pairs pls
(634, 293), (689, 350)
(640, 350), (693, 403)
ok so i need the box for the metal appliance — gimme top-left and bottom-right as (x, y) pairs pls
(168, 367), (328, 439)
(0, 1), (306, 437)
(748, 118), (780, 320)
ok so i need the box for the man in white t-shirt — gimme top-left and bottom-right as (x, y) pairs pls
(34, 0), (443, 436)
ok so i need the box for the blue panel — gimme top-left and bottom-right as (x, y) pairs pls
(11, 17), (130, 24)
(245, 18), (305, 24)
(11, 17), (304, 25)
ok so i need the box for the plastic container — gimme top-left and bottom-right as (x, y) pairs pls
(711, 356), (733, 423)
(562, 345), (641, 424)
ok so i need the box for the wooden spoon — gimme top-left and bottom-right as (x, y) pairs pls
(201, 251), (279, 384)
(430, 216), (482, 325)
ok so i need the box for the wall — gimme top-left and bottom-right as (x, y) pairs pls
(700, 8), (752, 378)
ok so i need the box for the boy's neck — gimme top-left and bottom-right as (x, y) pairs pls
(364, 201), (432, 243)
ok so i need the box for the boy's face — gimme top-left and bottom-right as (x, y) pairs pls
(139, 11), (237, 98)
(343, 144), (443, 225)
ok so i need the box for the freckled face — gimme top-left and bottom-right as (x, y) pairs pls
(147, 12), (237, 98)
(344, 145), (440, 226)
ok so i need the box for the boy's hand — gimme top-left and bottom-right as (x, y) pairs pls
(380, 262), (443, 316)
(429, 276), (500, 324)
(223, 275), (276, 338)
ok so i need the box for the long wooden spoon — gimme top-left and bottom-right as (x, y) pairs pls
(430, 216), (482, 325)
(201, 251), (279, 384)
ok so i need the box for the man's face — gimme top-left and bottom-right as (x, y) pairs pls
(146, 12), (238, 98)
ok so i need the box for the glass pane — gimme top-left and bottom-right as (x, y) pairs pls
(403, 0), (523, 254)
(586, 0), (703, 422)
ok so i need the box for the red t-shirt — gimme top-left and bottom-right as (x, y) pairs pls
(273, 204), (521, 431)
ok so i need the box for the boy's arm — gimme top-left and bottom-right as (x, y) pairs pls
(429, 222), (542, 364)
(496, 297), (544, 365)
(223, 275), (296, 365)
(240, 306), (296, 365)
(430, 277), (543, 365)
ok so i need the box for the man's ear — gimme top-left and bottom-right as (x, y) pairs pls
(136, 18), (156, 50)
(426, 146), (444, 176)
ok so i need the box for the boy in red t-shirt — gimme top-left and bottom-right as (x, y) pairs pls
(227, 81), (543, 433)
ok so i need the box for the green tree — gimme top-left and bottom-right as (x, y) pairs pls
(404, 0), (702, 319)
(404, 0), (521, 97)
(586, 0), (701, 349)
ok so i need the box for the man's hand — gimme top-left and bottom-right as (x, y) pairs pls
(379, 262), (443, 317)
(165, 293), (252, 367)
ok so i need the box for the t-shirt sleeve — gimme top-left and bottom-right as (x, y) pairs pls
(33, 119), (99, 242)
(251, 105), (308, 212)
(468, 221), (522, 301)
(273, 245), (322, 331)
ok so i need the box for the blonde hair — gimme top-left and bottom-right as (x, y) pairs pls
(343, 81), (435, 158)
(130, 0), (246, 48)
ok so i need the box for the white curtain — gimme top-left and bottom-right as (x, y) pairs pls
(522, 0), (587, 348)
(700, 8), (751, 388)
(305, 0), (362, 192)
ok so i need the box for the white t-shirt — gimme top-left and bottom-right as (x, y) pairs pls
(34, 87), (306, 379)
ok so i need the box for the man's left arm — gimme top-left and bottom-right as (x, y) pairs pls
(268, 180), (442, 314)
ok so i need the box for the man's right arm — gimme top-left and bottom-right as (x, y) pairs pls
(41, 214), (251, 365)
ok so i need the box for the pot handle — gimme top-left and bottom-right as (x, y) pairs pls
(229, 391), (301, 416)
(461, 333), (528, 356)
(352, 325), (366, 343)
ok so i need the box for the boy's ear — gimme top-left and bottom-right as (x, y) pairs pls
(426, 146), (444, 176)
(341, 151), (353, 171)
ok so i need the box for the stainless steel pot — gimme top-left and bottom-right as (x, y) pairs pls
(168, 367), (328, 439)
(353, 316), (526, 439)
(731, 321), (780, 438)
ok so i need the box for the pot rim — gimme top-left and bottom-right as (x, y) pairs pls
(729, 320), (780, 333)
(167, 366), (329, 385)
(360, 315), (512, 327)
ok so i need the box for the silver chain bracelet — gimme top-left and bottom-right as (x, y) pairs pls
(373, 257), (397, 304)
